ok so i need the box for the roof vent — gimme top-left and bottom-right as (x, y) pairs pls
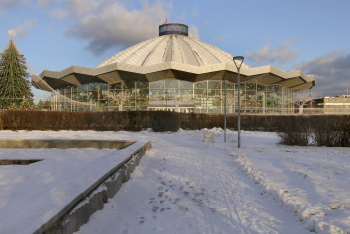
(159, 23), (188, 36)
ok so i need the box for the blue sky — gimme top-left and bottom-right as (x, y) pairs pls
(1, 0), (349, 101)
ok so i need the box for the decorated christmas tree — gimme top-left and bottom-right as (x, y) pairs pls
(0, 29), (34, 109)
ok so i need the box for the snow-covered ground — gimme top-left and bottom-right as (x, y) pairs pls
(0, 131), (148, 234)
(0, 129), (349, 233)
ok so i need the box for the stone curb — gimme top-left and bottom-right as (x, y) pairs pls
(0, 139), (136, 149)
(32, 141), (152, 234)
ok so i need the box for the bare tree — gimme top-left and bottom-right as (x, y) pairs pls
(226, 92), (245, 113)
(108, 90), (133, 111)
(295, 89), (320, 114)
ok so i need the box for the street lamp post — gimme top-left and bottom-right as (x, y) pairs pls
(224, 80), (227, 143)
(233, 56), (244, 148)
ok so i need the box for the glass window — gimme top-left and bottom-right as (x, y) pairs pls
(208, 89), (221, 98)
(208, 81), (221, 89)
(246, 91), (256, 101)
(194, 89), (207, 98)
(239, 83), (245, 91)
(136, 89), (149, 99)
(89, 83), (99, 91)
(274, 85), (281, 93)
(267, 85), (273, 92)
(179, 81), (193, 89)
(110, 82), (122, 89)
(179, 89), (193, 99)
(223, 90), (234, 96)
(123, 81), (135, 90)
(99, 83), (108, 90)
(257, 84), (266, 91)
(79, 84), (88, 91)
(164, 89), (178, 98)
(99, 90), (108, 100)
(150, 80), (164, 88)
(246, 83), (256, 91)
(149, 89), (164, 99)
(136, 81), (149, 89)
(194, 81), (206, 89)
(165, 80), (179, 88)
(257, 92), (265, 100)
(226, 82), (234, 89)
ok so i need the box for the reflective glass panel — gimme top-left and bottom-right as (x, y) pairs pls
(208, 89), (221, 97)
(222, 82), (234, 90)
(194, 89), (207, 98)
(179, 89), (193, 99)
(165, 80), (179, 88)
(239, 83), (245, 91)
(149, 89), (164, 99)
(99, 83), (108, 90)
(99, 90), (108, 100)
(246, 83), (256, 91)
(274, 85), (281, 93)
(246, 91), (256, 101)
(257, 84), (266, 91)
(194, 81), (206, 89)
(136, 81), (149, 89)
(267, 85), (273, 92)
(123, 81), (135, 90)
(79, 84), (88, 91)
(89, 83), (99, 91)
(208, 81), (221, 89)
(110, 82), (122, 89)
(150, 81), (164, 88)
(179, 81), (193, 88)
(257, 92), (265, 100)
(136, 89), (149, 99)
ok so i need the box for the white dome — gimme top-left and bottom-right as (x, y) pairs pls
(97, 34), (250, 68)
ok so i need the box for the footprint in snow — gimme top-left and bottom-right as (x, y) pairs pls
(173, 198), (181, 204)
(152, 206), (159, 212)
(179, 206), (189, 212)
(139, 217), (145, 224)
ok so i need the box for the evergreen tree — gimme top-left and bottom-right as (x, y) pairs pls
(20, 97), (32, 110)
(37, 99), (43, 110)
(0, 39), (34, 109)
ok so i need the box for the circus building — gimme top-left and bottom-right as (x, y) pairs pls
(33, 23), (315, 113)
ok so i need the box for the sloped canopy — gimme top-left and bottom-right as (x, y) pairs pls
(35, 27), (315, 91)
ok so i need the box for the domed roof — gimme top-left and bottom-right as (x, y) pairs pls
(96, 34), (250, 68)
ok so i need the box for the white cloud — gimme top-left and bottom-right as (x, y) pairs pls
(50, 8), (68, 20)
(294, 51), (350, 97)
(192, 7), (199, 17)
(176, 11), (185, 21)
(64, 0), (171, 56)
(212, 35), (226, 43)
(0, 0), (30, 8)
(188, 25), (199, 39)
(15, 18), (37, 39)
(245, 39), (299, 67)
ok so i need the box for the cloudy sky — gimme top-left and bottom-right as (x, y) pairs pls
(0, 0), (349, 100)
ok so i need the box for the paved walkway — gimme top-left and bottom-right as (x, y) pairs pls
(76, 133), (308, 234)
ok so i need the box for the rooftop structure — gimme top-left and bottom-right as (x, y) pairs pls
(33, 23), (315, 113)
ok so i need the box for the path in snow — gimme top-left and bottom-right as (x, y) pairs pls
(76, 133), (308, 234)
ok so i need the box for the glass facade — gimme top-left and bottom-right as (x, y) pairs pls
(53, 80), (295, 113)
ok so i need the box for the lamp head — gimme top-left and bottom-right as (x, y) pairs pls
(233, 56), (244, 69)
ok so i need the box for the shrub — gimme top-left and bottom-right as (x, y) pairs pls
(150, 111), (181, 132)
(277, 116), (311, 146)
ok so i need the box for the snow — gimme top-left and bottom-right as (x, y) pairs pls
(0, 129), (349, 233)
(0, 130), (148, 234)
